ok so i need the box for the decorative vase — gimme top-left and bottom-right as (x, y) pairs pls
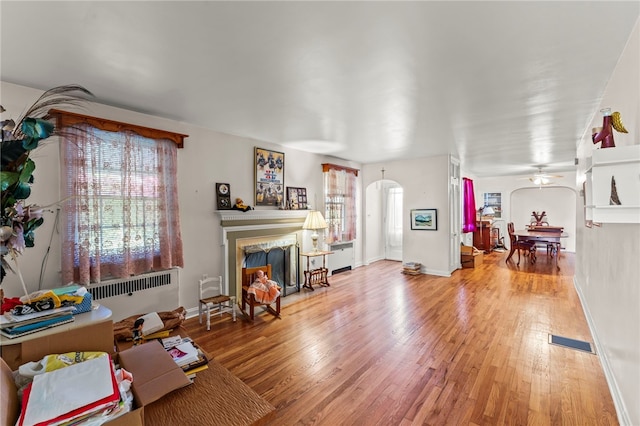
(592, 108), (615, 148)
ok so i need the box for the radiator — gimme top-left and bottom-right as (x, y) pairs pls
(88, 269), (180, 321)
(328, 242), (354, 275)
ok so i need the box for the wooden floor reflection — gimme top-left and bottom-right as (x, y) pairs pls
(184, 252), (618, 425)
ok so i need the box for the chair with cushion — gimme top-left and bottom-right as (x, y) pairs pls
(241, 264), (281, 321)
(198, 274), (236, 330)
(507, 222), (537, 265)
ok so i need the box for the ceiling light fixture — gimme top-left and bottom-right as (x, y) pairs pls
(526, 167), (562, 187)
(530, 176), (552, 186)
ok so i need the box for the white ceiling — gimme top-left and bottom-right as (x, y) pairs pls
(1, 1), (638, 177)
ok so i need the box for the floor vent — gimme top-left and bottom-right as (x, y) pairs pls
(548, 334), (595, 354)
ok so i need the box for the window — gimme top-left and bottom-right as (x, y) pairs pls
(322, 163), (358, 244)
(483, 192), (502, 218)
(52, 110), (186, 284)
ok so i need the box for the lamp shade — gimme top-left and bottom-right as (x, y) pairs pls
(482, 206), (495, 216)
(303, 211), (328, 230)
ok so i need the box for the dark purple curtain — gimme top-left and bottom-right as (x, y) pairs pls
(462, 178), (477, 233)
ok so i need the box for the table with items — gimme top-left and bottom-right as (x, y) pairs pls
(300, 251), (333, 290)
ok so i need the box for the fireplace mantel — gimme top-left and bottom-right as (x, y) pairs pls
(216, 209), (309, 227)
(216, 209), (308, 299)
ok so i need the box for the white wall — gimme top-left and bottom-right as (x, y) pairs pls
(0, 81), (362, 315)
(364, 182), (384, 264)
(574, 19), (640, 426)
(473, 175), (578, 253)
(362, 156), (451, 276)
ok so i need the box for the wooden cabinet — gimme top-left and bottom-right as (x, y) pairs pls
(473, 221), (493, 252)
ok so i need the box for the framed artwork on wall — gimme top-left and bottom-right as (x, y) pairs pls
(410, 209), (437, 230)
(215, 182), (231, 210)
(255, 147), (284, 207)
(286, 187), (307, 210)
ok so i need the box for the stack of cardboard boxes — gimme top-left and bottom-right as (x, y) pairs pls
(461, 245), (484, 268)
(1, 310), (276, 425)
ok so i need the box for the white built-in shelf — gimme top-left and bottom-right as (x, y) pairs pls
(585, 144), (640, 223)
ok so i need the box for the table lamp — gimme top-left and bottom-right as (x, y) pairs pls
(480, 206), (495, 251)
(303, 211), (328, 253)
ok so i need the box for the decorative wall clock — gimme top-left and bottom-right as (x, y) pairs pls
(216, 183), (231, 210)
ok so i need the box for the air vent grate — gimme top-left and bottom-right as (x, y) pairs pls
(548, 334), (595, 354)
(89, 271), (173, 300)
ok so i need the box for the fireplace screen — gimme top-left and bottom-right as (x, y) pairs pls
(243, 241), (299, 296)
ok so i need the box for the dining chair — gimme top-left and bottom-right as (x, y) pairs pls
(507, 222), (537, 264)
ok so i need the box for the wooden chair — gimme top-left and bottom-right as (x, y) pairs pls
(198, 274), (236, 330)
(507, 222), (537, 265)
(241, 265), (281, 321)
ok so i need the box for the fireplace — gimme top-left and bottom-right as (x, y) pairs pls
(239, 234), (298, 296)
(217, 210), (308, 299)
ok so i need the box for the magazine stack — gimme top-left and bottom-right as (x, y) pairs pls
(161, 335), (210, 380)
(402, 262), (421, 275)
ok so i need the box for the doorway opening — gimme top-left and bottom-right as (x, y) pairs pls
(366, 180), (403, 263)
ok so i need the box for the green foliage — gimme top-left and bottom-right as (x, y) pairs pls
(0, 84), (92, 282)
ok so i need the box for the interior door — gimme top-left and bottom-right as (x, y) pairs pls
(449, 157), (461, 271)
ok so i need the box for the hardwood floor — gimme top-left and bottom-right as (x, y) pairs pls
(184, 252), (618, 425)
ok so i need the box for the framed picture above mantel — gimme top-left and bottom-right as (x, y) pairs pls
(255, 147), (284, 207)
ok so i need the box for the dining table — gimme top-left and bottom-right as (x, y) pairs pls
(506, 228), (568, 269)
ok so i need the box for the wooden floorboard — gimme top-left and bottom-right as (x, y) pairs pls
(184, 251), (618, 425)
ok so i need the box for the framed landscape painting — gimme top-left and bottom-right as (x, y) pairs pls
(255, 147), (284, 206)
(411, 209), (437, 230)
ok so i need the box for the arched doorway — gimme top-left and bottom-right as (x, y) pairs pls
(510, 186), (577, 252)
(365, 180), (403, 262)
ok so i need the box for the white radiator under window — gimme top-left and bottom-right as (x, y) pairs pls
(88, 269), (179, 321)
(328, 242), (354, 275)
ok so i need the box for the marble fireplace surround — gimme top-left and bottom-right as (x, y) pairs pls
(217, 210), (308, 299)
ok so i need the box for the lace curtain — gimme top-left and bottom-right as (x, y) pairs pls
(60, 124), (184, 284)
(386, 187), (403, 249)
(462, 177), (477, 233)
(323, 166), (357, 244)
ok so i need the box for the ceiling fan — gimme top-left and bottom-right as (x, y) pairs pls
(522, 167), (563, 186)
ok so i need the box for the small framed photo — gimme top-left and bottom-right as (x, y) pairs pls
(286, 187), (307, 210)
(410, 209), (437, 230)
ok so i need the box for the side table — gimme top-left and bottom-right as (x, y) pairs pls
(301, 251), (333, 291)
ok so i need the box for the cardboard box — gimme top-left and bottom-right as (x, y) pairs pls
(461, 245), (475, 255)
(461, 252), (484, 268)
(1, 328), (190, 425)
(117, 341), (192, 409)
(0, 317), (114, 371)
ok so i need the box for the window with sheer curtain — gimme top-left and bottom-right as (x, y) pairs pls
(322, 163), (358, 244)
(386, 187), (403, 249)
(54, 112), (186, 284)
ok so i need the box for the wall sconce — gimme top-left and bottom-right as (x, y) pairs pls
(302, 211), (328, 253)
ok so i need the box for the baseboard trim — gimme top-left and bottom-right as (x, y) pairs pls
(422, 267), (451, 277)
(573, 276), (630, 425)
